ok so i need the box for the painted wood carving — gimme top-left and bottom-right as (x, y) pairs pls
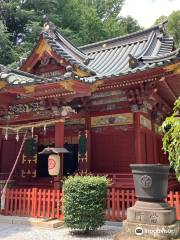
(140, 115), (152, 130)
(78, 130), (88, 172)
(91, 113), (133, 128)
(91, 96), (127, 105)
(90, 90), (125, 99)
(65, 118), (85, 126)
(21, 135), (38, 178)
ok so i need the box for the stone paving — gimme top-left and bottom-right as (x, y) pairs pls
(0, 222), (121, 240)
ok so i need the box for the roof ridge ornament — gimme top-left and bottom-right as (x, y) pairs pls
(158, 19), (168, 33)
(128, 54), (140, 69)
(42, 20), (56, 33)
(64, 65), (74, 79)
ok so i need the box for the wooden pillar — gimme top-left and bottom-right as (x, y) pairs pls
(54, 121), (64, 189)
(86, 116), (91, 173)
(134, 113), (143, 164)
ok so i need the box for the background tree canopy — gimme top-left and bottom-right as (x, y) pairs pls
(0, 0), (179, 67)
(0, 0), (141, 66)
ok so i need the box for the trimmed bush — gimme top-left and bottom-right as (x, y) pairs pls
(64, 175), (108, 231)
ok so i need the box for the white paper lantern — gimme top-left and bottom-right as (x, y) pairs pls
(48, 154), (60, 176)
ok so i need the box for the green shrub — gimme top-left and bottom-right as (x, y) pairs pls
(161, 97), (180, 181)
(64, 175), (108, 231)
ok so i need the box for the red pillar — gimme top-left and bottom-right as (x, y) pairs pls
(134, 113), (143, 164)
(86, 116), (91, 173)
(54, 121), (64, 189)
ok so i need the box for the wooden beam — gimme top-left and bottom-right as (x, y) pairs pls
(153, 92), (172, 112)
(159, 77), (177, 101)
(134, 113), (143, 164)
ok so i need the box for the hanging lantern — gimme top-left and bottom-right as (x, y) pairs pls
(48, 154), (60, 176)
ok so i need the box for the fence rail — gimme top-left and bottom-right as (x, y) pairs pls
(4, 188), (64, 219)
(2, 187), (180, 222)
(106, 188), (180, 221)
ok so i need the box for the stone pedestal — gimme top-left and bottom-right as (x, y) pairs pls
(114, 201), (180, 240)
(114, 164), (180, 240)
(127, 201), (176, 225)
(114, 220), (180, 240)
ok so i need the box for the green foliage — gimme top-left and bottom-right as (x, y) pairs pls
(0, 21), (17, 65)
(0, 0), (142, 66)
(79, 5), (105, 44)
(154, 15), (167, 25)
(77, 0), (125, 20)
(168, 11), (180, 48)
(161, 98), (180, 181)
(64, 175), (108, 231)
(154, 11), (180, 48)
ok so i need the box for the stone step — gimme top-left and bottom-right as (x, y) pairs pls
(0, 215), (63, 229)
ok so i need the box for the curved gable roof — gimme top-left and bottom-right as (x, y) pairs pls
(18, 21), (179, 83)
(80, 23), (175, 79)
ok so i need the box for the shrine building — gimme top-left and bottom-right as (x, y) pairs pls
(0, 21), (179, 190)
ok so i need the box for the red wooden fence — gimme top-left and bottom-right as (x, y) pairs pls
(106, 188), (135, 221)
(2, 187), (180, 222)
(106, 188), (180, 221)
(4, 188), (64, 219)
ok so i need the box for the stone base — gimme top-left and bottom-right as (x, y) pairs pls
(127, 201), (176, 225)
(0, 215), (63, 229)
(114, 220), (180, 240)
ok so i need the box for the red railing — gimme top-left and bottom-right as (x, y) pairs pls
(2, 187), (180, 222)
(166, 191), (180, 220)
(106, 188), (135, 221)
(106, 188), (180, 221)
(4, 188), (64, 219)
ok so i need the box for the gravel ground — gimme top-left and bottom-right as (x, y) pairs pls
(0, 222), (121, 240)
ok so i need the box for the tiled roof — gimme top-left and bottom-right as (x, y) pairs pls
(79, 22), (178, 82)
(1, 22), (179, 86)
(33, 21), (179, 82)
(0, 65), (59, 86)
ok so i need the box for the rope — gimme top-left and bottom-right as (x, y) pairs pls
(0, 119), (64, 132)
(1, 131), (27, 210)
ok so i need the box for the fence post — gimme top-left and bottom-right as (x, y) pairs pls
(121, 189), (125, 220)
(5, 189), (10, 215)
(106, 188), (110, 220)
(175, 191), (180, 220)
(32, 188), (37, 218)
(168, 191), (174, 208)
(132, 190), (135, 206)
(61, 190), (64, 219)
(112, 187), (116, 221)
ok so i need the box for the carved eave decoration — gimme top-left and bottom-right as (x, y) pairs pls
(90, 80), (104, 92)
(0, 81), (7, 90)
(163, 62), (180, 74)
(20, 32), (94, 79)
